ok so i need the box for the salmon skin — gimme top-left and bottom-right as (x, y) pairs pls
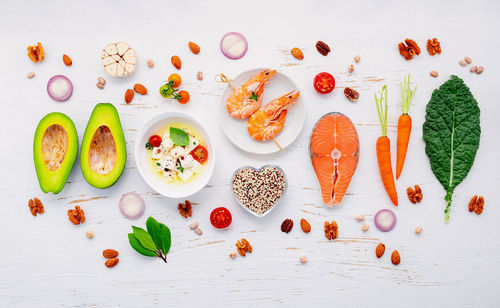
(310, 112), (359, 206)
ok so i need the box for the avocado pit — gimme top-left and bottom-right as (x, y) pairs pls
(42, 124), (68, 171)
(88, 125), (117, 175)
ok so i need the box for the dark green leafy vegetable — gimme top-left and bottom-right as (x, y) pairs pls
(170, 127), (189, 146)
(422, 75), (481, 223)
(129, 217), (172, 262)
(128, 233), (157, 257)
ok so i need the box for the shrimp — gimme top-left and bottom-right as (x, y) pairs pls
(247, 90), (300, 141)
(226, 69), (276, 119)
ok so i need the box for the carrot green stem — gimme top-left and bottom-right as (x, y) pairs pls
(401, 74), (417, 115)
(374, 85), (388, 136)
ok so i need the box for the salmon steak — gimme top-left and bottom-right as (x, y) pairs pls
(310, 112), (359, 206)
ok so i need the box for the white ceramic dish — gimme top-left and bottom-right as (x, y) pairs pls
(135, 111), (215, 198)
(220, 68), (305, 155)
(230, 165), (287, 217)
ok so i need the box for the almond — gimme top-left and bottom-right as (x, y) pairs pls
(102, 249), (119, 258)
(375, 243), (385, 258)
(291, 47), (304, 60)
(63, 54), (72, 66)
(171, 55), (182, 69)
(124, 89), (134, 104)
(105, 258), (119, 268)
(133, 83), (148, 95)
(188, 42), (200, 54)
(300, 218), (311, 233)
(391, 250), (401, 265)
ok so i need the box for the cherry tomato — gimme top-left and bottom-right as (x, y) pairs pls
(313, 72), (335, 94)
(176, 90), (190, 104)
(148, 135), (162, 147)
(190, 145), (208, 164)
(168, 74), (182, 88)
(210, 207), (232, 229)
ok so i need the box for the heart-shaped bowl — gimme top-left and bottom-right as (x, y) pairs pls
(230, 165), (287, 217)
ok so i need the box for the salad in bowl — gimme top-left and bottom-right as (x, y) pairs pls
(135, 111), (214, 198)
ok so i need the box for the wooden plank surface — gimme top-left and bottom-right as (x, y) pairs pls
(1, 0), (499, 306)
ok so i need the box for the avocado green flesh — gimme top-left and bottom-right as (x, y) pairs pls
(81, 103), (126, 188)
(33, 112), (78, 194)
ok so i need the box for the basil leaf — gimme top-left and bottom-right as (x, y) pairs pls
(170, 127), (189, 146)
(158, 223), (171, 254)
(146, 217), (172, 255)
(128, 233), (157, 257)
(423, 75), (481, 223)
(132, 226), (158, 252)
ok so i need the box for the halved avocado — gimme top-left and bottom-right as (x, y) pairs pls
(33, 112), (78, 194)
(80, 103), (126, 188)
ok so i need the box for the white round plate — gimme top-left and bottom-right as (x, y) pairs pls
(220, 68), (305, 155)
(134, 111), (215, 199)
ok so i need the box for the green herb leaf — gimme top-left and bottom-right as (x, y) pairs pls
(177, 165), (184, 173)
(132, 226), (157, 252)
(146, 217), (171, 255)
(128, 233), (157, 257)
(145, 142), (153, 150)
(170, 127), (189, 146)
(423, 75), (481, 223)
(249, 91), (259, 101)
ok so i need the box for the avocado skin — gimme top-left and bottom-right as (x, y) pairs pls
(33, 112), (78, 194)
(80, 103), (126, 189)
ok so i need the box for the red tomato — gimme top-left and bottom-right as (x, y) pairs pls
(210, 207), (232, 229)
(313, 72), (335, 94)
(148, 135), (162, 147)
(177, 91), (190, 104)
(190, 145), (208, 164)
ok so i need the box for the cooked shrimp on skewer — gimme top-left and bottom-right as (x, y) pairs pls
(247, 90), (300, 141)
(226, 69), (276, 119)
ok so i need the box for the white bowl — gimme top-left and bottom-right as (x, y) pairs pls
(220, 68), (305, 155)
(230, 165), (287, 217)
(134, 111), (215, 198)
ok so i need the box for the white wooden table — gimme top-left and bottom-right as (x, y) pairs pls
(1, 0), (499, 306)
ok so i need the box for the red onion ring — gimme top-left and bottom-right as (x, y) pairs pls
(374, 209), (397, 232)
(119, 192), (145, 219)
(220, 32), (248, 60)
(47, 75), (73, 102)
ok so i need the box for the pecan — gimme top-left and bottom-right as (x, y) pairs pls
(398, 39), (421, 60)
(407, 185), (422, 204)
(235, 238), (252, 257)
(102, 249), (119, 258)
(344, 87), (359, 102)
(27, 42), (45, 63)
(300, 218), (311, 233)
(391, 250), (401, 265)
(178, 200), (193, 218)
(67, 205), (85, 225)
(315, 41), (330, 56)
(28, 197), (44, 216)
(375, 243), (385, 258)
(324, 220), (338, 240)
(426, 38), (441, 56)
(281, 218), (293, 233)
(468, 195), (484, 215)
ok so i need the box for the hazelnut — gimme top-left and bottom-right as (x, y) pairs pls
(348, 64), (355, 73)
(147, 59), (154, 68)
(415, 226), (423, 234)
(197, 71), (203, 80)
(354, 54), (360, 63)
(361, 224), (369, 231)
(300, 255), (308, 264)
(26, 72), (35, 79)
(355, 214), (365, 221)
(229, 251), (237, 258)
(86, 230), (94, 239)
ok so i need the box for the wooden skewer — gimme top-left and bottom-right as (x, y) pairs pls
(215, 73), (235, 91)
(272, 137), (283, 151)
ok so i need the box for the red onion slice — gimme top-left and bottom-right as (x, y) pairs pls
(220, 32), (248, 60)
(374, 209), (397, 232)
(119, 192), (145, 219)
(47, 75), (73, 102)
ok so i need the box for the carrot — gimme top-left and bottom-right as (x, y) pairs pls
(395, 74), (417, 179)
(375, 85), (398, 206)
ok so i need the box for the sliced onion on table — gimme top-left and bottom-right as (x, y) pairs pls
(374, 209), (397, 232)
(220, 32), (248, 59)
(119, 192), (145, 219)
(47, 75), (73, 102)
